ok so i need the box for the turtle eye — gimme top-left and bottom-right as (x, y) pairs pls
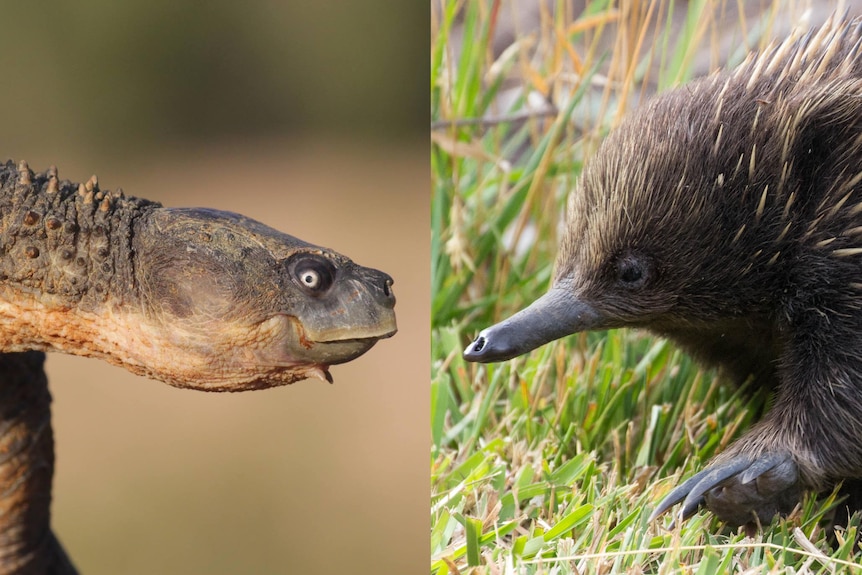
(300, 269), (321, 289)
(290, 256), (335, 295)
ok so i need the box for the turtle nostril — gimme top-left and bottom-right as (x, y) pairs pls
(383, 278), (393, 298)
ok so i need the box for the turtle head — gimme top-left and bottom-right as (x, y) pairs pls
(129, 208), (396, 390)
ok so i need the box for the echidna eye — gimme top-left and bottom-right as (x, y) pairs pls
(619, 264), (642, 283)
(617, 256), (647, 286)
(290, 256), (335, 295)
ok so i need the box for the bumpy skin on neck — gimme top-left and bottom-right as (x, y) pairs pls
(0, 159), (397, 572)
(0, 161), (158, 311)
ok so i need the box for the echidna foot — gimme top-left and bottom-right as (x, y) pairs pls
(649, 451), (801, 528)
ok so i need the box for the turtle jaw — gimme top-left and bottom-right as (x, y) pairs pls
(292, 319), (397, 384)
(312, 326), (398, 365)
(239, 327), (395, 388)
(280, 310), (398, 366)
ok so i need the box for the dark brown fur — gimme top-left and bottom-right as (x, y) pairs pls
(565, 17), (862, 525)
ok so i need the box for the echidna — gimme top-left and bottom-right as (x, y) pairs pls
(463, 17), (862, 527)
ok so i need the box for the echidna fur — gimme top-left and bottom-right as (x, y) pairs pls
(465, 15), (862, 527)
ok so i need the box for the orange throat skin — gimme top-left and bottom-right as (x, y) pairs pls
(0, 287), (382, 392)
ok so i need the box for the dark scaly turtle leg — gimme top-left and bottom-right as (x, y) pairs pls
(0, 352), (76, 574)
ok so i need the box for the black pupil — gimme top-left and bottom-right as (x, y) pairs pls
(303, 272), (317, 286)
(620, 261), (642, 283)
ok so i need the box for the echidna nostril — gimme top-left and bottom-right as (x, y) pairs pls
(472, 336), (486, 353)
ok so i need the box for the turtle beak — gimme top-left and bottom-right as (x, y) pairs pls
(463, 287), (600, 362)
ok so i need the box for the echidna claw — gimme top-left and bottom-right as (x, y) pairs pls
(649, 452), (800, 527)
(649, 457), (752, 526)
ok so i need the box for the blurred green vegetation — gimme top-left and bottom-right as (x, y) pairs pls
(0, 1), (425, 158)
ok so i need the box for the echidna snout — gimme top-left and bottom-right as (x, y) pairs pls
(462, 287), (600, 362)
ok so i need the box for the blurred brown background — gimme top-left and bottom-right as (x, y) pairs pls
(0, 2), (426, 574)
